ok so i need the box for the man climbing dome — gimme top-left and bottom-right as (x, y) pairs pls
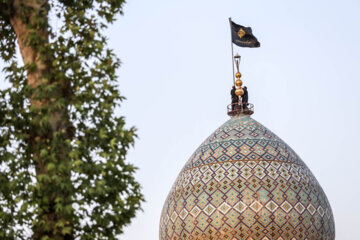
(231, 85), (239, 110)
(242, 86), (248, 111)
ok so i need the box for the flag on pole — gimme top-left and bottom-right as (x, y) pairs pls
(230, 21), (260, 48)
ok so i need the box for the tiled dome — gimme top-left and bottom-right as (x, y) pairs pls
(159, 114), (335, 240)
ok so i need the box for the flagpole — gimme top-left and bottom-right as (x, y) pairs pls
(229, 18), (235, 86)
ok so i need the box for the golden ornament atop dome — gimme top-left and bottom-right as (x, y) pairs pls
(234, 53), (243, 97)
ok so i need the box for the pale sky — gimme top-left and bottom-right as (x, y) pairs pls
(1, 0), (360, 239)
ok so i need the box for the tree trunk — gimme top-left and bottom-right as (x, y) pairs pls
(9, 1), (74, 239)
(10, 0), (48, 95)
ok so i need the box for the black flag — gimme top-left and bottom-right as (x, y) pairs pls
(230, 21), (260, 48)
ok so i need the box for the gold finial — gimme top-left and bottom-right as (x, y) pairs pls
(234, 53), (243, 97)
(235, 88), (244, 96)
(235, 79), (242, 87)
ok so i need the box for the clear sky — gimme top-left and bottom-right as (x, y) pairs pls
(1, 0), (360, 239)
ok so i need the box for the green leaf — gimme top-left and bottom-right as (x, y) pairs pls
(61, 227), (72, 235)
(47, 163), (55, 171)
(110, 138), (116, 149)
(40, 149), (48, 158)
(99, 128), (107, 139)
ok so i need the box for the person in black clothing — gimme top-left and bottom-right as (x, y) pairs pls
(231, 85), (239, 110)
(242, 86), (248, 110)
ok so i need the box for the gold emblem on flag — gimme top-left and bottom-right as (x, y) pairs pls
(237, 28), (246, 38)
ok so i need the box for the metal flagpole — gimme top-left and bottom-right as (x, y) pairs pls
(229, 17), (235, 86)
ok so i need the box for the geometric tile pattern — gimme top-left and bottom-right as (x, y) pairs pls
(160, 115), (335, 240)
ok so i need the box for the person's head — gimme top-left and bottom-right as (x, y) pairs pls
(244, 86), (247, 89)
(232, 85), (235, 89)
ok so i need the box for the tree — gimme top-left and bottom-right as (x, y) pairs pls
(0, 0), (144, 239)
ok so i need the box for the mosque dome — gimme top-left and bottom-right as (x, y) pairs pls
(159, 112), (335, 240)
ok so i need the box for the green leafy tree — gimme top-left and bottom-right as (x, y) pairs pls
(0, 0), (144, 239)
